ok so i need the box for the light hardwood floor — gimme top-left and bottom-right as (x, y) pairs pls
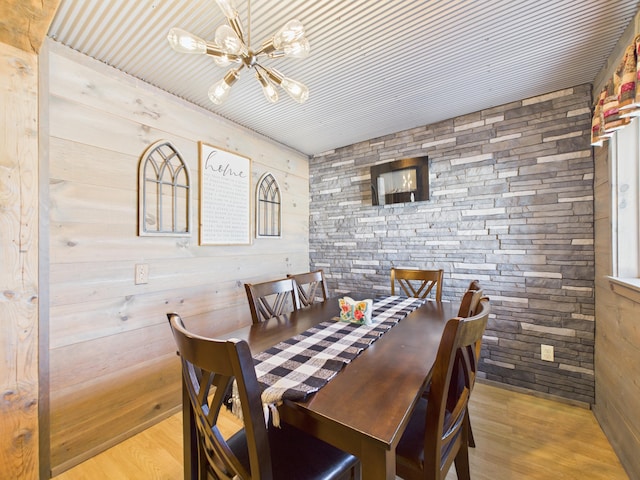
(53, 382), (629, 480)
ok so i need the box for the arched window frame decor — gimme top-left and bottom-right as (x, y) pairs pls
(256, 172), (282, 238)
(138, 140), (191, 237)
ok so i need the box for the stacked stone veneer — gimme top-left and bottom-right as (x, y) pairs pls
(309, 84), (595, 404)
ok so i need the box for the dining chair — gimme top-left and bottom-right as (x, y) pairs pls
(424, 281), (486, 447)
(390, 267), (444, 301)
(288, 269), (329, 307)
(455, 280), (485, 448)
(457, 280), (483, 318)
(396, 298), (490, 480)
(244, 278), (300, 324)
(167, 313), (360, 480)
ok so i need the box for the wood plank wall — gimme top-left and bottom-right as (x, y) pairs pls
(0, 0), (60, 53)
(593, 142), (640, 480)
(0, 40), (40, 480)
(591, 10), (640, 479)
(46, 40), (310, 474)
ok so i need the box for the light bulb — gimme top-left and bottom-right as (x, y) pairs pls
(215, 0), (238, 19)
(208, 79), (232, 105)
(208, 70), (240, 105)
(282, 37), (310, 58)
(281, 77), (309, 103)
(167, 28), (207, 54)
(256, 70), (279, 103)
(264, 68), (309, 104)
(273, 19), (305, 49)
(215, 24), (246, 55)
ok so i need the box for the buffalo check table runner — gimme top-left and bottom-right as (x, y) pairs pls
(235, 296), (424, 423)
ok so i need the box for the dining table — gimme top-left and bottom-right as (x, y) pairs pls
(180, 295), (459, 480)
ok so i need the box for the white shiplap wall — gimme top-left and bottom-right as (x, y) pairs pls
(46, 39), (310, 474)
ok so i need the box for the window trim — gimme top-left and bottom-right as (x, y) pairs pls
(138, 140), (191, 237)
(255, 172), (282, 238)
(608, 276), (640, 303)
(610, 118), (640, 278)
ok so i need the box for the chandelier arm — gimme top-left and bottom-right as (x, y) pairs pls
(233, 63), (246, 76)
(255, 65), (278, 103)
(247, 0), (251, 49)
(227, 17), (245, 45)
(224, 66), (242, 85)
(215, 0), (245, 43)
(205, 44), (242, 62)
(254, 39), (275, 57)
(264, 67), (284, 85)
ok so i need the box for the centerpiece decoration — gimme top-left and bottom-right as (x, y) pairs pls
(339, 297), (373, 325)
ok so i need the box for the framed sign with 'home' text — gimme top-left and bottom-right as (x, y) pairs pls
(199, 142), (251, 245)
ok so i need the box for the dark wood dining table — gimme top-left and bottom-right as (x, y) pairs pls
(181, 295), (458, 480)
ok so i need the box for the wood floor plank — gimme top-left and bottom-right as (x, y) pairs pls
(53, 383), (629, 480)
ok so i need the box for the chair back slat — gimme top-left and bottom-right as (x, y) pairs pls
(245, 278), (300, 324)
(390, 268), (444, 301)
(288, 270), (329, 307)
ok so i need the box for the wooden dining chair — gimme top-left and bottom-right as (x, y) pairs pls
(457, 280), (483, 318)
(423, 281), (486, 447)
(244, 278), (300, 324)
(288, 269), (329, 307)
(391, 267), (444, 301)
(396, 298), (490, 480)
(455, 280), (485, 448)
(167, 313), (360, 480)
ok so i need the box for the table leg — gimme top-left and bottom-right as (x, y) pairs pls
(360, 444), (396, 480)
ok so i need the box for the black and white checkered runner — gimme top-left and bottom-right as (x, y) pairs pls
(253, 296), (425, 408)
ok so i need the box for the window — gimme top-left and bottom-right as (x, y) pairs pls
(256, 173), (281, 238)
(611, 119), (640, 278)
(138, 141), (191, 236)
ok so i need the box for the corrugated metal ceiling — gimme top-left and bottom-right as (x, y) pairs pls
(47, 0), (639, 156)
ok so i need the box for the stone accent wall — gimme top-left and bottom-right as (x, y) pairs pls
(309, 84), (595, 404)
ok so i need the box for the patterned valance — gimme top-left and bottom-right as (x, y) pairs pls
(592, 34), (640, 146)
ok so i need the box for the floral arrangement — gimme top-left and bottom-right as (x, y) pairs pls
(339, 297), (373, 325)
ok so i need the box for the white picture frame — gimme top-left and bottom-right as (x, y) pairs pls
(198, 142), (251, 245)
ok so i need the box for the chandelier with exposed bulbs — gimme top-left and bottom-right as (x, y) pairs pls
(167, 0), (310, 105)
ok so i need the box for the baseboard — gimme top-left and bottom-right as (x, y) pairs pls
(477, 378), (592, 410)
(50, 405), (181, 477)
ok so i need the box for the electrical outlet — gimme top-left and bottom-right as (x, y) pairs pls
(541, 344), (554, 362)
(135, 264), (149, 285)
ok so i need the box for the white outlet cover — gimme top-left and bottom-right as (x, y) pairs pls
(541, 344), (554, 361)
(135, 264), (149, 284)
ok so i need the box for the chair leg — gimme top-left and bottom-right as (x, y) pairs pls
(352, 462), (361, 480)
(466, 412), (476, 448)
(453, 442), (471, 480)
(337, 462), (360, 480)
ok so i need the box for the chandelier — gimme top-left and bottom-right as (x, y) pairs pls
(167, 0), (310, 105)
